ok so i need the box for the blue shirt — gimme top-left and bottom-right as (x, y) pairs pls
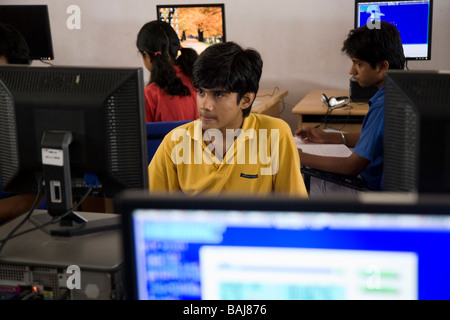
(353, 86), (385, 190)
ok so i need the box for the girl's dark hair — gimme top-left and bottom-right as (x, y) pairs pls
(192, 42), (263, 118)
(0, 23), (30, 65)
(342, 21), (405, 70)
(136, 20), (198, 96)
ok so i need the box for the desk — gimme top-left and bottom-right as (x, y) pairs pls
(252, 89), (288, 118)
(292, 89), (369, 132)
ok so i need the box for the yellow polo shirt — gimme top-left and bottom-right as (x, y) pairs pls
(148, 113), (307, 197)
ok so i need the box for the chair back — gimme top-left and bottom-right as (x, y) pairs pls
(146, 120), (192, 163)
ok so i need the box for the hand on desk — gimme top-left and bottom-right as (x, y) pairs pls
(296, 125), (359, 147)
(0, 194), (43, 224)
(295, 126), (328, 144)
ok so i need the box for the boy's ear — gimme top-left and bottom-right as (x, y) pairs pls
(378, 60), (390, 72)
(239, 92), (256, 110)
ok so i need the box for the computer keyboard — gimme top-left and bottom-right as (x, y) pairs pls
(301, 166), (368, 191)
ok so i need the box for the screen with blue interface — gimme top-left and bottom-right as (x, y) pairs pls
(130, 207), (450, 300)
(355, 0), (432, 60)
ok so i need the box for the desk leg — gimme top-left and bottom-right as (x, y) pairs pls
(297, 115), (303, 129)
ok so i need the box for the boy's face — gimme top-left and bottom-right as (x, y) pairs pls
(348, 58), (387, 88)
(196, 87), (253, 134)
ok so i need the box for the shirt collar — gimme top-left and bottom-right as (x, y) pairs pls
(368, 86), (385, 107)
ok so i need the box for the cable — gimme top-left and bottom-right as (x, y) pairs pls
(327, 106), (353, 131)
(0, 179), (44, 254)
(317, 102), (353, 130)
(256, 86), (280, 99)
(39, 59), (54, 66)
(0, 186), (93, 250)
(255, 86), (290, 115)
(279, 98), (286, 114)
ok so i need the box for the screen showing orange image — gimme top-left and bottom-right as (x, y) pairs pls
(157, 4), (226, 55)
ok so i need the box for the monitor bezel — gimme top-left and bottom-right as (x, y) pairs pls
(117, 191), (450, 300)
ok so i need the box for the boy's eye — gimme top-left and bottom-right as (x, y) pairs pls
(197, 89), (204, 95)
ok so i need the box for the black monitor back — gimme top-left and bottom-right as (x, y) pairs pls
(0, 5), (54, 61)
(384, 70), (450, 193)
(0, 65), (148, 198)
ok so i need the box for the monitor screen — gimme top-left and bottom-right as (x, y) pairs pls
(156, 4), (226, 55)
(119, 192), (450, 300)
(0, 65), (148, 234)
(355, 0), (433, 60)
(0, 5), (54, 61)
(384, 70), (450, 193)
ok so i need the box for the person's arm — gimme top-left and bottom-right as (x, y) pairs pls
(0, 194), (42, 223)
(272, 124), (308, 197)
(295, 126), (360, 148)
(298, 149), (370, 176)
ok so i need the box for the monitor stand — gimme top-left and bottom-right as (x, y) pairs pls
(29, 210), (121, 237)
(37, 131), (121, 236)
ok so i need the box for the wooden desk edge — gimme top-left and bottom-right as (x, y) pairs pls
(292, 89), (368, 133)
(292, 89), (368, 115)
(252, 89), (288, 114)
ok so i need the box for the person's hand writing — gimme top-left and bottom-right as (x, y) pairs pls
(295, 126), (327, 144)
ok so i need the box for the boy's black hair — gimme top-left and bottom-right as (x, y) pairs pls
(342, 21), (405, 70)
(192, 41), (263, 117)
(0, 23), (30, 65)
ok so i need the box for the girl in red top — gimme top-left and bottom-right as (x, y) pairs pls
(136, 20), (199, 122)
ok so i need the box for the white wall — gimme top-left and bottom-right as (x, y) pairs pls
(5, 0), (450, 131)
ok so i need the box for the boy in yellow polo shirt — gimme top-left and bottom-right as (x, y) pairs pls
(148, 41), (307, 197)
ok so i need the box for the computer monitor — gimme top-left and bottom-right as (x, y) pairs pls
(156, 4), (226, 55)
(354, 0), (433, 60)
(118, 191), (450, 300)
(0, 5), (54, 61)
(384, 70), (450, 193)
(0, 65), (148, 235)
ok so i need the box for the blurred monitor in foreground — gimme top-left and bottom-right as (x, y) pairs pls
(118, 192), (450, 300)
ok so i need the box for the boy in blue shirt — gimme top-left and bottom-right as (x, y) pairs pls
(296, 21), (405, 195)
